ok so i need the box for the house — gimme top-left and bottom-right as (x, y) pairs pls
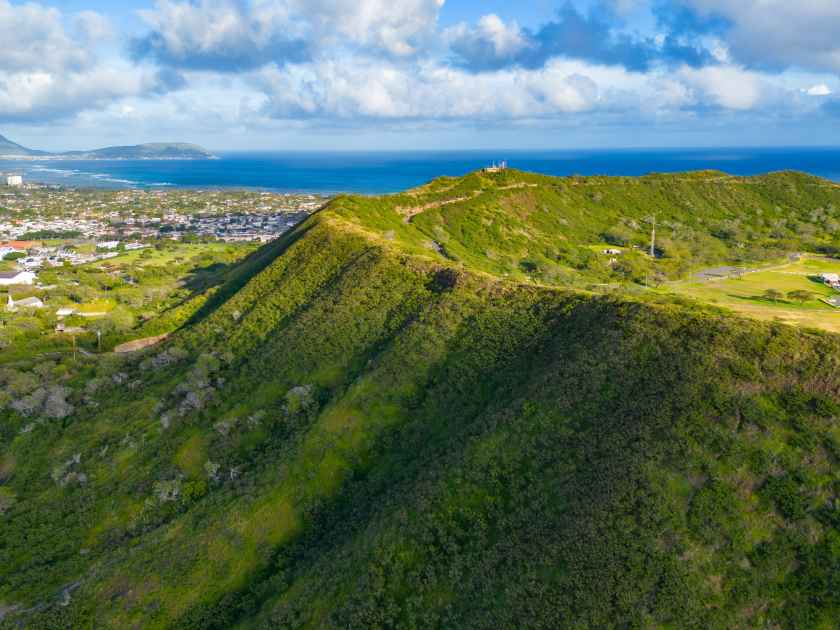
(0, 270), (36, 286)
(96, 240), (120, 250)
(56, 306), (77, 317)
(5, 175), (23, 187)
(6, 294), (44, 311)
(0, 241), (38, 252)
(819, 273), (840, 289)
(603, 248), (623, 256)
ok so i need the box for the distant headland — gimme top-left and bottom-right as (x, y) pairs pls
(0, 133), (217, 160)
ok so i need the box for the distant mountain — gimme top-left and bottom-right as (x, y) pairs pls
(0, 133), (48, 157)
(61, 142), (217, 160)
(0, 133), (216, 160)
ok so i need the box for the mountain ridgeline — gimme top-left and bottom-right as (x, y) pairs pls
(0, 134), (49, 157)
(2, 170), (840, 628)
(0, 133), (215, 159)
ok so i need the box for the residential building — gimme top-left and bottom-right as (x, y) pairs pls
(0, 270), (36, 286)
(6, 294), (44, 311)
(820, 273), (840, 289)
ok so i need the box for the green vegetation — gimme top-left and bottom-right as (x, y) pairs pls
(2, 170), (840, 628)
(0, 242), (256, 362)
(668, 256), (840, 333)
(326, 169), (840, 288)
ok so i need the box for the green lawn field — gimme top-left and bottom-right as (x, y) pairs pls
(667, 255), (840, 333)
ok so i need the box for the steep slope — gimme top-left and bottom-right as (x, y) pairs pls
(2, 172), (840, 629)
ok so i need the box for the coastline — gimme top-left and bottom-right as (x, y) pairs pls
(3, 147), (840, 195)
(0, 155), (219, 161)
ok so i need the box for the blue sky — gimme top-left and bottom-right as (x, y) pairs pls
(1, 0), (839, 151)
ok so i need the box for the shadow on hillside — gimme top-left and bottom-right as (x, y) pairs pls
(180, 261), (233, 295)
(184, 222), (316, 328)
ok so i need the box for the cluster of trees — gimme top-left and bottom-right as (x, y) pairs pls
(763, 289), (815, 304)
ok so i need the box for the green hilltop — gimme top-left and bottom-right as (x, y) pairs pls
(2, 170), (840, 628)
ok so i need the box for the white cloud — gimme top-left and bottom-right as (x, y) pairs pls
(444, 14), (530, 66)
(806, 84), (832, 97)
(294, 0), (444, 57)
(0, 1), (177, 123)
(253, 56), (751, 123)
(679, 65), (768, 110)
(133, 0), (308, 70)
(74, 11), (114, 43)
(678, 0), (840, 73)
(133, 0), (445, 69)
(0, 65), (169, 122)
(2, 0), (835, 140)
(0, 0), (91, 72)
(255, 57), (608, 121)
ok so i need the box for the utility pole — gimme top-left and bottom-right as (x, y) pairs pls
(649, 214), (657, 258)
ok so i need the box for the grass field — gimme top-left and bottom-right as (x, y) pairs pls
(93, 243), (245, 269)
(667, 255), (840, 333)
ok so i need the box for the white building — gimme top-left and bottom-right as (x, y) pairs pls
(6, 294), (44, 311)
(96, 240), (120, 250)
(0, 270), (36, 286)
(5, 175), (23, 187)
(820, 273), (840, 288)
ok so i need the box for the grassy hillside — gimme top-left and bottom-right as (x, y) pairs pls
(327, 169), (840, 287)
(2, 171), (840, 628)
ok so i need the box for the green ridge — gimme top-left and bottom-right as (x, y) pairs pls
(2, 171), (840, 628)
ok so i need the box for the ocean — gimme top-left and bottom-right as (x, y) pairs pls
(2, 147), (839, 194)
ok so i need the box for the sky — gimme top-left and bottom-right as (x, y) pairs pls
(1, 0), (839, 152)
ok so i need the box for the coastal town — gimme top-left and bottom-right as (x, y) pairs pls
(0, 179), (329, 354)
(0, 180), (327, 271)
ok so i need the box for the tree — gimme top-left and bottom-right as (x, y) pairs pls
(763, 289), (783, 302)
(786, 290), (812, 305)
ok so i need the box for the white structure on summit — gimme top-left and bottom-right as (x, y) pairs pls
(5, 175), (23, 187)
(482, 160), (508, 173)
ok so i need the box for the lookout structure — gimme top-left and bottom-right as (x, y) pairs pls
(482, 160), (508, 174)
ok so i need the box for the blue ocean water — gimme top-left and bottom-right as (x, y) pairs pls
(2, 147), (839, 194)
